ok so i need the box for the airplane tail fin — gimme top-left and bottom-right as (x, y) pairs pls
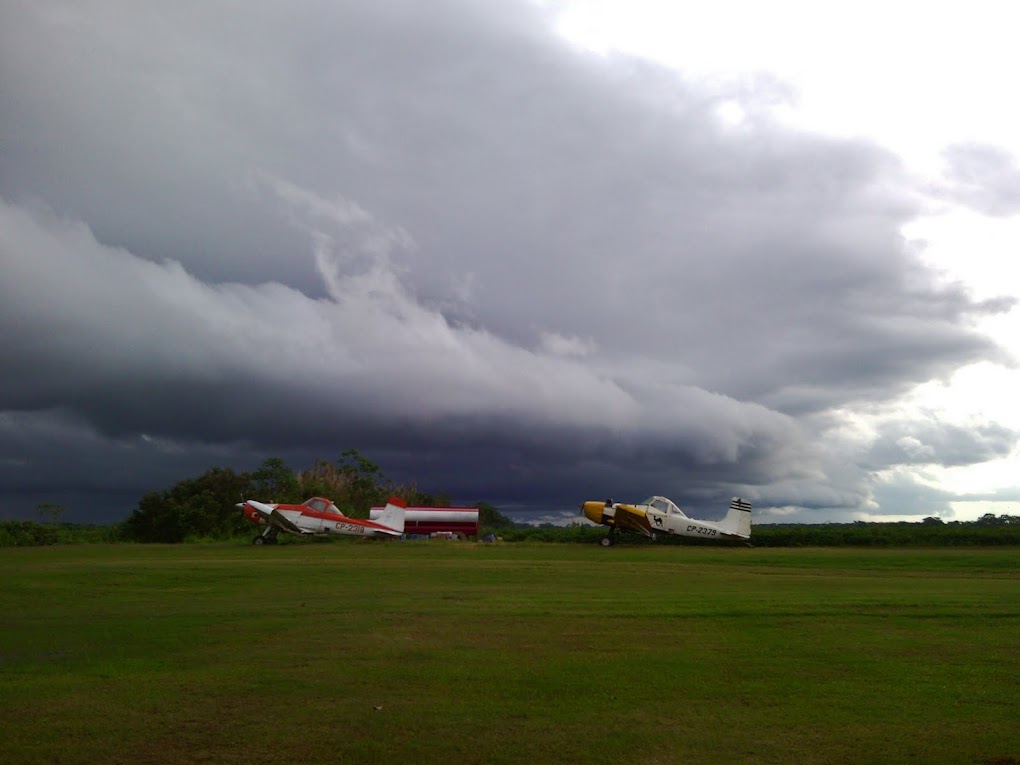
(376, 496), (407, 534)
(721, 497), (752, 538)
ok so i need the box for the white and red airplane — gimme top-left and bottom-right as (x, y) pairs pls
(239, 496), (406, 545)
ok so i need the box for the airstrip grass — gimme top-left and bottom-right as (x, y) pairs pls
(1, 543), (1018, 764)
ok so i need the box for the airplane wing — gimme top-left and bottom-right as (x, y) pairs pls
(269, 508), (306, 535)
(612, 504), (656, 538)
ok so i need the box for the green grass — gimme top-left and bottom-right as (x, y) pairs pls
(2, 543), (1018, 764)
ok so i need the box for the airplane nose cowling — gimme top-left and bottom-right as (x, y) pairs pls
(582, 501), (607, 524)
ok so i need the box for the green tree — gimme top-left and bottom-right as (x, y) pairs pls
(405, 488), (453, 507)
(251, 457), (300, 502)
(0, 520), (60, 546)
(337, 449), (388, 516)
(297, 459), (347, 500)
(478, 501), (516, 530)
(123, 467), (251, 543)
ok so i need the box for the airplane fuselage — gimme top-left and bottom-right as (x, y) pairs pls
(587, 504), (728, 539)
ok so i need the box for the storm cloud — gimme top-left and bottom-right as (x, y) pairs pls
(1, 0), (1014, 523)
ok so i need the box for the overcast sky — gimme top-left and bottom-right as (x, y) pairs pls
(2, 0), (1018, 525)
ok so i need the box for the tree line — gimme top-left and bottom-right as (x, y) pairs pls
(3, 450), (1017, 546)
(120, 450), (514, 543)
(2, 451), (513, 546)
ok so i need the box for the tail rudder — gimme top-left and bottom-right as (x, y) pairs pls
(721, 497), (752, 538)
(377, 496), (407, 534)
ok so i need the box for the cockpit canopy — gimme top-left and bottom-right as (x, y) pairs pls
(641, 496), (688, 518)
(302, 497), (343, 516)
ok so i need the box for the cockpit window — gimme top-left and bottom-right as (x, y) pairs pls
(326, 503), (342, 516)
(307, 498), (327, 512)
(643, 496), (687, 517)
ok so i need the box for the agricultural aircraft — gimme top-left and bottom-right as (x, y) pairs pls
(582, 496), (752, 547)
(239, 496), (406, 545)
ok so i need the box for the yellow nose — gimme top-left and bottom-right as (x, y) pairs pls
(582, 501), (608, 524)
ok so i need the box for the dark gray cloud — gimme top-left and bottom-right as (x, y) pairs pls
(0, 0), (1015, 524)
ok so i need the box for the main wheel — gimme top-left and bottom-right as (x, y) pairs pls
(253, 535), (266, 545)
(599, 535), (615, 547)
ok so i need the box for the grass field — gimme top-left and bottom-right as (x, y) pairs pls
(2, 542), (1018, 765)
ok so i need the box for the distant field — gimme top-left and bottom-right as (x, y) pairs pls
(2, 543), (1018, 765)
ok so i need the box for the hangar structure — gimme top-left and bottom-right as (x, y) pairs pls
(369, 505), (479, 539)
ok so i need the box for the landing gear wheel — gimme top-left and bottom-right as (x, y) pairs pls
(253, 535), (266, 545)
(599, 535), (615, 547)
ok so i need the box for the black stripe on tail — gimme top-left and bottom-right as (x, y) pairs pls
(730, 498), (752, 513)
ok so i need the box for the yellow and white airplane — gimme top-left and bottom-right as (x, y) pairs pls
(582, 495), (752, 547)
